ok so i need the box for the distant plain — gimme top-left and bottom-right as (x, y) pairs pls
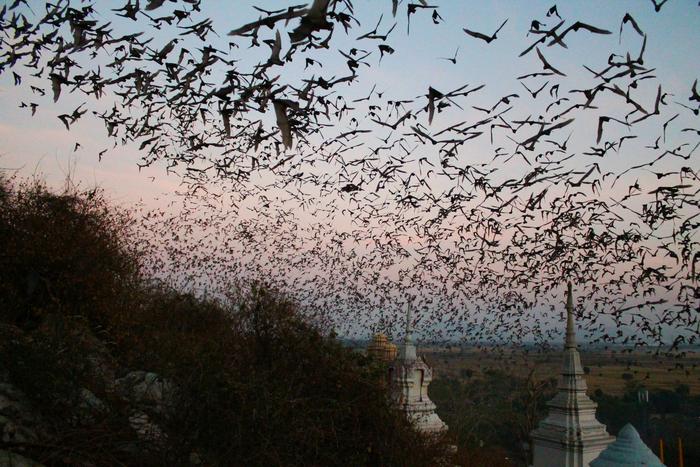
(423, 347), (700, 395)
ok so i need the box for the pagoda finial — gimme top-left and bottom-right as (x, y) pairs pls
(405, 301), (413, 343)
(399, 301), (417, 361)
(377, 308), (386, 334)
(565, 282), (576, 349)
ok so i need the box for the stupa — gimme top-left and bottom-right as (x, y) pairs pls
(367, 333), (398, 363)
(590, 424), (665, 467)
(530, 283), (614, 467)
(389, 304), (447, 434)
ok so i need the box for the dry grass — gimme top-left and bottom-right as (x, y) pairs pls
(424, 347), (700, 396)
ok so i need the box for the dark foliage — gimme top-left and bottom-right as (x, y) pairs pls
(593, 387), (700, 467)
(430, 369), (556, 466)
(0, 177), (451, 466)
(0, 177), (139, 329)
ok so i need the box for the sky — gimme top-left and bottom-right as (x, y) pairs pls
(0, 0), (698, 345)
(1, 0), (697, 201)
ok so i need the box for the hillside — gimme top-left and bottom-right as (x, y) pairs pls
(0, 177), (452, 466)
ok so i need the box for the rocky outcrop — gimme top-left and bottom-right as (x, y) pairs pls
(0, 381), (48, 467)
(0, 383), (46, 447)
(116, 371), (174, 446)
(0, 450), (45, 467)
(1, 364), (179, 464)
(116, 371), (174, 413)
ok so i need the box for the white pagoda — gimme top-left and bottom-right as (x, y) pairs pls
(590, 423), (665, 467)
(389, 304), (447, 434)
(530, 283), (615, 467)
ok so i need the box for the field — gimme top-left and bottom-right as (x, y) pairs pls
(423, 346), (700, 396)
(419, 345), (700, 466)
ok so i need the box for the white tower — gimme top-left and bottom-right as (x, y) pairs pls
(390, 303), (447, 434)
(531, 283), (614, 467)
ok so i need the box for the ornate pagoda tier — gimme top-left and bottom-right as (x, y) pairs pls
(389, 305), (447, 434)
(367, 333), (398, 363)
(531, 283), (614, 467)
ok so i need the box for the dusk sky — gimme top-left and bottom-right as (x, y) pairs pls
(2, 1), (697, 203)
(1, 0), (697, 344)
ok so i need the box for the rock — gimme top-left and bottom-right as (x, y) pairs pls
(128, 410), (167, 446)
(0, 450), (45, 467)
(78, 388), (105, 412)
(116, 371), (174, 414)
(72, 388), (107, 425)
(0, 383), (43, 445)
(116, 372), (175, 452)
(189, 452), (203, 465)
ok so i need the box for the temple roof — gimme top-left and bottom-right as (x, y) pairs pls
(590, 424), (665, 467)
(367, 333), (397, 362)
(370, 333), (388, 345)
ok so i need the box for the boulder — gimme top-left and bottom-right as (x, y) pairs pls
(0, 450), (45, 467)
(127, 410), (167, 445)
(116, 371), (174, 413)
(71, 388), (107, 426)
(116, 372), (174, 449)
(0, 383), (44, 445)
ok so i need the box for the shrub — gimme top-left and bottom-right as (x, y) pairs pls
(675, 383), (690, 398)
(651, 390), (681, 414)
(0, 177), (140, 329)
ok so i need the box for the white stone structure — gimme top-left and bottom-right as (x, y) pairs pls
(531, 283), (614, 467)
(389, 304), (447, 434)
(590, 423), (665, 467)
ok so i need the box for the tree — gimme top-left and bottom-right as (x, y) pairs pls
(0, 177), (140, 328)
(675, 384), (690, 398)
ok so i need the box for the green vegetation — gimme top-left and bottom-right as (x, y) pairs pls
(430, 369), (556, 465)
(594, 385), (700, 467)
(0, 176), (451, 466)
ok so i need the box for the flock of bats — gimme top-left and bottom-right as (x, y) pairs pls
(1, 0), (698, 359)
